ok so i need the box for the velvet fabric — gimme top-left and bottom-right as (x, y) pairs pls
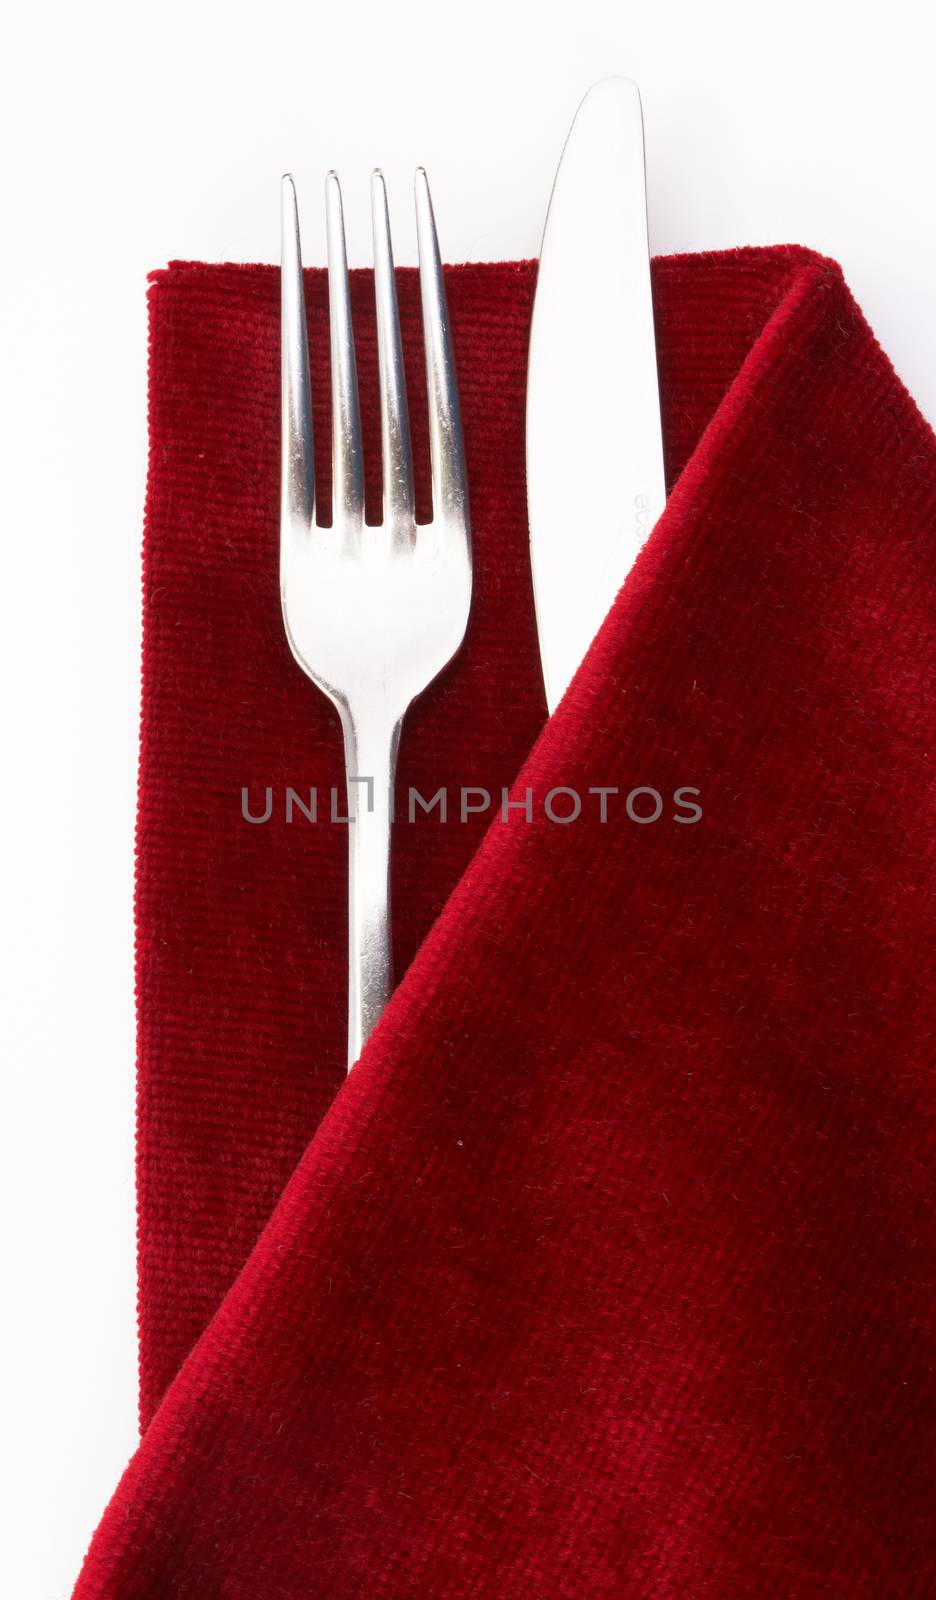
(74, 249), (936, 1596)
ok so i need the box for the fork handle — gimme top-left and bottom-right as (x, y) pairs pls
(340, 709), (402, 1071)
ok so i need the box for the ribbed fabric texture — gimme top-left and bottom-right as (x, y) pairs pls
(75, 250), (936, 1597)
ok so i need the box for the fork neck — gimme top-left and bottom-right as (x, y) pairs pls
(337, 705), (403, 1070)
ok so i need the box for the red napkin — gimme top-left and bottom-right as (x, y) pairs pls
(74, 250), (936, 1596)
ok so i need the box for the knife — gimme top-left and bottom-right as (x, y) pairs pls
(526, 77), (666, 713)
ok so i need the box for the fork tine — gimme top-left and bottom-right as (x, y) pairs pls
(325, 171), (365, 531)
(371, 170), (415, 539)
(280, 174), (315, 535)
(414, 168), (468, 528)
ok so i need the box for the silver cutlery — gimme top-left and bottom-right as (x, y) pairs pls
(527, 77), (666, 712)
(280, 168), (472, 1072)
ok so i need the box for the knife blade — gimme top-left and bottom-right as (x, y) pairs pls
(526, 77), (666, 713)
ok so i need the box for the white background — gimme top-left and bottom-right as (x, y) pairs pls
(2, 1), (934, 1594)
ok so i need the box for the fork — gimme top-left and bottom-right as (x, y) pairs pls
(280, 167), (472, 1073)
